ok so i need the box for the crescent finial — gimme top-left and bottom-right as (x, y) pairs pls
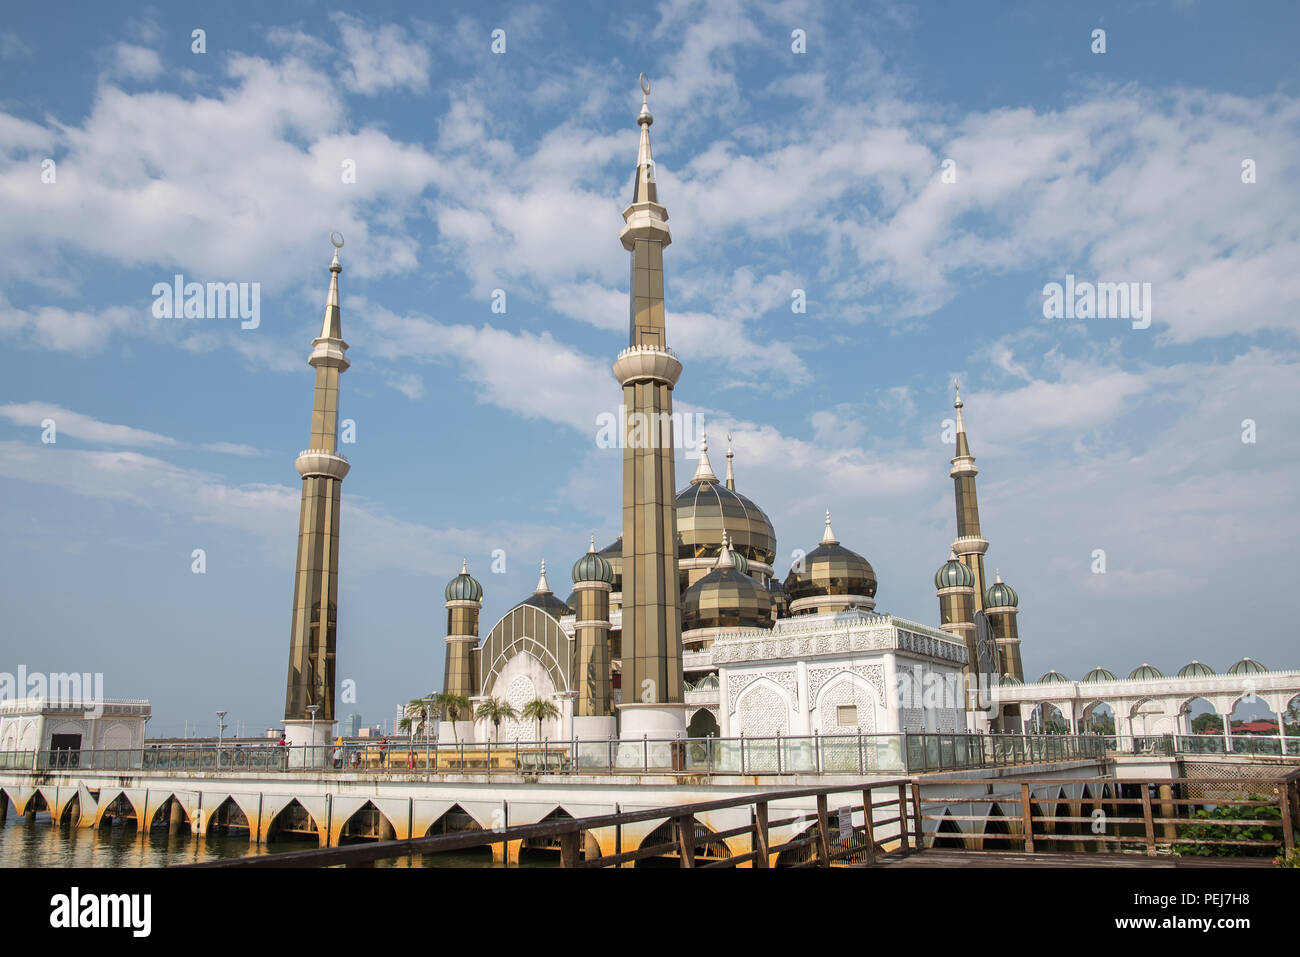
(639, 72), (651, 96)
(330, 231), (345, 249)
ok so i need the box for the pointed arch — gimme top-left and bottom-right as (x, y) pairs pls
(264, 798), (321, 845)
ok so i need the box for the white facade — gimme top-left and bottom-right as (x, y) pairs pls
(0, 698), (151, 753)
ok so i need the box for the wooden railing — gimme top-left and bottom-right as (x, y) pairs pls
(920, 769), (1300, 859)
(181, 778), (923, 869)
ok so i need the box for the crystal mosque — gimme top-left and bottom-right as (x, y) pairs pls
(275, 78), (1300, 756)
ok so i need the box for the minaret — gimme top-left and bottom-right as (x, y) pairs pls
(571, 538), (616, 737)
(984, 571), (1023, 682)
(724, 433), (736, 491)
(612, 75), (689, 738)
(442, 559), (483, 739)
(949, 384), (990, 614)
(282, 234), (351, 758)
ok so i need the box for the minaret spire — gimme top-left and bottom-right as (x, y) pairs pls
(283, 234), (352, 756)
(535, 559), (551, 594)
(612, 74), (687, 738)
(821, 508), (839, 546)
(725, 433), (735, 490)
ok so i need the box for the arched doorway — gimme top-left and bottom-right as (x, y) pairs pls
(338, 801), (397, 844)
(687, 708), (719, 738)
(205, 797), (250, 840)
(265, 799), (318, 844)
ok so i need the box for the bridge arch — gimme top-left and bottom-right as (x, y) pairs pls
(337, 801), (397, 844)
(94, 790), (140, 830)
(203, 795), (254, 837)
(635, 817), (731, 867)
(264, 799), (321, 845)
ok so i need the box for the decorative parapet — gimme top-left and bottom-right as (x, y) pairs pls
(712, 612), (968, 666)
(308, 336), (350, 371)
(612, 344), (682, 387)
(951, 535), (989, 556)
(295, 448), (351, 481)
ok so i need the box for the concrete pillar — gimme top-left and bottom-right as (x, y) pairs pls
(1158, 784), (1176, 842)
(1220, 712), (1232, 750)
(1276, 709), (1288, 755)
(168, 798), (182, 836)
(491, 838), (522, 865)
(0, 791), (8, 824)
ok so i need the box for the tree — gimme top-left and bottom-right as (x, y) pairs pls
(474, 697), (517, 745)
(398, 697), (435, 739)
(1177, 797), (1282, 857)
(1191, 712), (1223, 734)
(520, 698), (560, 741)
(432, 692), (471, 743)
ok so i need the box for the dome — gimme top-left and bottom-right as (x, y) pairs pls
(1082, 667), (1117, 683)
(998, 673), (1022, 686)
(934, 553), (975, 590)
(1128, 663), (1164, 680)
(571, 537), (614, 584)
(518, 560), (571, 618)
(1177, 660), (1216, 678)
(597, 537), (623, 591)
(682, 541), (773, 632)
(767, 576), (790, 619)
(1038, 670), (1070, 684)
(1227, 657), (1267, 675)
(984, 572), (1019, 609)
(676, 433), (776, 569)
(444, 560), (483, 602)
(783, 511), (877, 608)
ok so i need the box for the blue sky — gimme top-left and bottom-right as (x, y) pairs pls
(1, 0), (1297, 736)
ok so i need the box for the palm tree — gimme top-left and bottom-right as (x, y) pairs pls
(521, 698), (560, 742)
(398, 696), (435, 738)
(432, 692), (471, 743)
(474, 697), (518, 745)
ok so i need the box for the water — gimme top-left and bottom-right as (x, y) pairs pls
(0, 815), (546, 868)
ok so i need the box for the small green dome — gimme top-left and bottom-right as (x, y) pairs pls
(445, 561), (483, 602)
(1128, 663), (1164, 680)
(1177, 660), (1216, 678)
(1038, 670), (1070, 684)
(998, 673), (1023, 686)
(571, 538), (614, 584)
(984, 573), (1019, 609)
(1082, 667), (1116, 683)
(934, 554), (975, 590)
(1227, 657), (1267, 675)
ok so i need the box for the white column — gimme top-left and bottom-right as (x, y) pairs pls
(795, 660), (810, 735)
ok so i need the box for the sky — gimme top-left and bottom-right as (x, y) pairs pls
(1, 0), (1297, 737)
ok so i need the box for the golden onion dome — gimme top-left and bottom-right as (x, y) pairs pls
(783, 510), (877, 610)
(676, 433), (775, 569)
(682, 539), (774, 632)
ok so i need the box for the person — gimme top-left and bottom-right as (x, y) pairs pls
(332, 744), (344, 769)
(378, 736), (388, 768)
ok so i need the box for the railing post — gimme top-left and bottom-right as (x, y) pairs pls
(740, 734), (745, 775)
(1020, 783), (1035, 853)
(897, 783), (910, 851)
(857, 732), (863, 774)
(815, 794), (831, 866)
(559, 829), (581, 868)
(814, 730), (821, 774)
(911, 784), (923, 852)
(776, 731), (782, 774)
(608, 737), (614, 775)
(861, 788), (877, 865)
(754, 801), (770, 868)
(642, 734), (648, 774)
(677, 813), (695, 868)
(1140, 785), (1157, 857)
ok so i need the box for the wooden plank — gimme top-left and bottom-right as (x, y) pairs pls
(897, 784), (910, 852)
(558, 831), (580, 868)
(677, 813), (695, 869)
(753, 802), (770, 869)
(1281, 784), (1295, 853)
(1140, 787), (1156, 857)
(1020, 784), (1034, 853)
(861, 789), (876, 866)
(815, 795), (831, 866)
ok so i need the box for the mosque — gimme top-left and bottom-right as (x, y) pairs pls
(277, 79), (1296, 755)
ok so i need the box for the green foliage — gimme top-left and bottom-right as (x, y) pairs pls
(474, 697), (518, 742)
(1275, 849), (1300, 868)
(520, 698), (560, 739)
(1176, 796), (1282, 857)
(1190, 712), (1223, 734)
(398, 696), (435, 737)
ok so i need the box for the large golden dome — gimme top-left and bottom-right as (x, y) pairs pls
(681, 538), (773, 634)
(676, 434), (775, 576)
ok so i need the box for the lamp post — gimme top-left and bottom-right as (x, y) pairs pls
(216, 711), (227, 770)
(423, 696), (434, 772)
(307, 704), (320, 768)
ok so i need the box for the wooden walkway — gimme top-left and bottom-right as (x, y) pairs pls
(870, 849), (1275, 868)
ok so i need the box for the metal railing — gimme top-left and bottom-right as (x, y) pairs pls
(0, 732), (1109, 778)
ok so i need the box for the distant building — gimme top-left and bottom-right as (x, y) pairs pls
(344, 713), (362, 737)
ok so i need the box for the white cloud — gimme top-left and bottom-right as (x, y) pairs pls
(107, 43), (162, 81)
(331, 14), (431, 95)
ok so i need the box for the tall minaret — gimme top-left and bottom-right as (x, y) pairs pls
(442, 559), (483, 740)
(949, 384), (990, 614)
(612, 75), (689, 739)
(571, 537), (616, 737)
(283, 234), (351, 757)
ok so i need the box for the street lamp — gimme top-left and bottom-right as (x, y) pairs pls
(216, 711), (227, 770)
(306, 704), (320, 767)
(423, 695), (434, 772)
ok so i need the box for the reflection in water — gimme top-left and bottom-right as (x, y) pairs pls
(0, 815), (548, 868)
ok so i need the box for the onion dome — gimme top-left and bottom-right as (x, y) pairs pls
(984, 572), (1019, 609)
(1177, 660), (1216, 678)
(572, 536), (614, 584)
(519, 560), (571, 617)
(681, 537), (773, 632)
(676, 430), (776, 569)
(767, 576), (790, 619)
(597, 537), (623, 591)
(729, 543), (750, 576)
(998, 673), (1023, 686)
(1227, 657), (1267, 675)
(444, 559), (483, 602)
(783, 510), (877, 608)
(1128, 663), (1164, 680)
(935, 551), (975, 590)
(1082, 666), (1117, 683)
(1038, 670), (1070, 684)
